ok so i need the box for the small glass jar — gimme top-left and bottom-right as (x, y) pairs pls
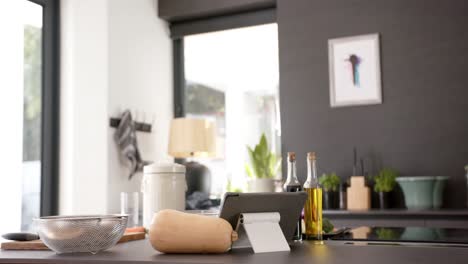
(339, 182), (348, 210)
(121, 192), (139, 227)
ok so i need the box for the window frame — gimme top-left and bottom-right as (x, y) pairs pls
(173, 38), (185, 118)
(27, 0), (60, 217)
(171, 14), (280, 188)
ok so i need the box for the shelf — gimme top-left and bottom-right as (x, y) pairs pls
(323, 210), (468, 228)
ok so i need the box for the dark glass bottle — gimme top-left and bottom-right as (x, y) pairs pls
(283, 152), (302, 241)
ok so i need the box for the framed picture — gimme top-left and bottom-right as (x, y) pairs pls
(328, 33), (382, 107)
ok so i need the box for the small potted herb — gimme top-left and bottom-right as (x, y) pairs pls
(373, 168), (398, 209)
(245, 134), (281, 192)
(319, 173), (341, 209)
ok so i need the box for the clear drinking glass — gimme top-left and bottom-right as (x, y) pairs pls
(120, 192), (139, 227)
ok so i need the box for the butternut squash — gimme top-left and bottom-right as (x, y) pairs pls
(149, 209), (237, 253)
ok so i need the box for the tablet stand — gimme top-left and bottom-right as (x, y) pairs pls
(237, 212), (290, 253)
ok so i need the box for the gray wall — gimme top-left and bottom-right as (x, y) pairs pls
(158, 0), (468, 208)
(277, 0), (468, 208)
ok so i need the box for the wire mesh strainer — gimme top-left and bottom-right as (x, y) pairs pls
(33, 215), (128, 254)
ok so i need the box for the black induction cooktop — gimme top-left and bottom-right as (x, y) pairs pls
(330, 227), (468, 246)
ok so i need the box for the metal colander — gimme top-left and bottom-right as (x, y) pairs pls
(33, 215), (128, 254)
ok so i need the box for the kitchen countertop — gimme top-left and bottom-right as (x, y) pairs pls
(1, 239), (468, 264)
(324, 209), (468, 217)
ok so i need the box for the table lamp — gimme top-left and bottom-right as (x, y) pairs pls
(168, 118), (216, 196)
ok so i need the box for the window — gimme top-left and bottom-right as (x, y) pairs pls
(0, 0), (59, 233)
(177, 24), (281, 196)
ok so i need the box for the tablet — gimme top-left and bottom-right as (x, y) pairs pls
(218, 192), (307, 242)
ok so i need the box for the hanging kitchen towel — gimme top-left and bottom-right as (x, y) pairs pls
(114, 110), (150, 180)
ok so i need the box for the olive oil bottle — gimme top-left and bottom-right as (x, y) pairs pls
(303, 152), (323, 240)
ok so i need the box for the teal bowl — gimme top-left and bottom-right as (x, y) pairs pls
(433, 176), (449, 209)
(396, 177), (436, 210)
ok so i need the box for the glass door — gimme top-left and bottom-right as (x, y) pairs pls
(0, 0), (43, 232)
(181, 24), (281, 195)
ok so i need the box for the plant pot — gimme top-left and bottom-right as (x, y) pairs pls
(377, 191), (390, 209)
(433, 176), (449, 209)
(396, 177), (435, 210)
(322, 191), (338, 209)
(248, 178), (275, 192)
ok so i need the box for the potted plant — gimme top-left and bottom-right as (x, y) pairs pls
(319, 173), (341, 209)
(245, 134), (281, 192)
(373, 168), (398, 209)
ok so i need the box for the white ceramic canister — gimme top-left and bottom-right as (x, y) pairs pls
(142, 162), (186, 228)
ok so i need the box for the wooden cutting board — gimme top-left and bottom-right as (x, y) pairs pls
(0, 232), (145, 250)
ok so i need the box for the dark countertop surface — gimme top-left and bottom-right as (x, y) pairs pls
(324, 209), (468, 217)
(2, 239), (468, 264)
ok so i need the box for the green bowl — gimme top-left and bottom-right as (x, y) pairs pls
(433, 176), (449, 209)
(396, 177), (436, 210)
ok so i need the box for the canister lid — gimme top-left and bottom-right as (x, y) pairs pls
(143, 162), (186, 174)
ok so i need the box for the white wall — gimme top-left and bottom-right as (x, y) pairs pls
(60, 0), (110, 215)
(60, 0), (172, 215)
(107, 0), (173, 214)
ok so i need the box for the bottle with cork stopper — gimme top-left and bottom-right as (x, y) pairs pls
(303, 152), (323, 240)
(283, 152), (302, 241)
(283, 152), (302, 192)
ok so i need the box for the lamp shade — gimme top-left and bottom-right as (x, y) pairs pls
(168, 118), (217, 158)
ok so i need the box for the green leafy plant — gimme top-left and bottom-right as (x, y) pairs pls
(319, 173), (341, 192)
(323, 218), (334, 233)
(373, 168), (398, 193)
(245, 134), (281, 179)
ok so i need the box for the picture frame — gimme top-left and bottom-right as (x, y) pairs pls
(328, 33), (382, 107)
